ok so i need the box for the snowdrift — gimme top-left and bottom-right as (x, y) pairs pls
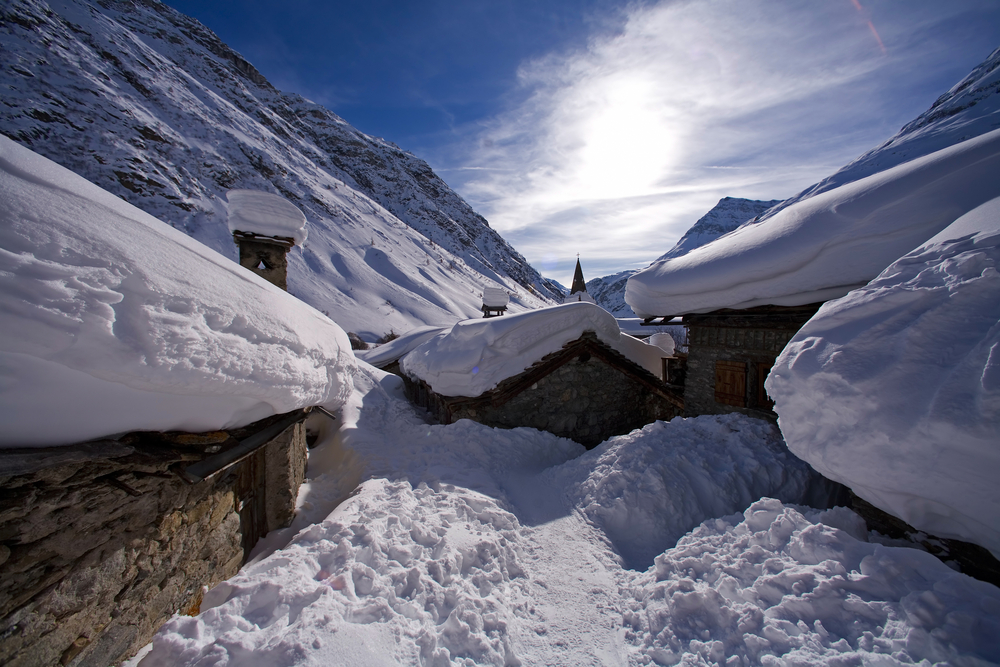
(768, 197), (1000, 558)
(0, 136), (355, 446)
(135, 365), (1000, 666)
(625, 128), (1000, 317)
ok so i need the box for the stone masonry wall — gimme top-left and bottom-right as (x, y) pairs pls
(0, 454), (242, 667)
(0, 419), (308, 667)
(264, 423), (307, 532)
(683, 306), (821, 421)
(235, 236), (290, 290)
(684, 324), (793, 420)
(450, 353), (681, 448)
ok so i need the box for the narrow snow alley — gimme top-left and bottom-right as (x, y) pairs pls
(346, 366), (632, 665)
(507, 512), (628, 666)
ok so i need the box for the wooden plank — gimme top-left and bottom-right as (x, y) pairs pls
(236, 448), (267, 563)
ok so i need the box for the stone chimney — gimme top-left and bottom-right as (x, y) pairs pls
(233, 231), (294, 290)
(226, 190), (307, 292)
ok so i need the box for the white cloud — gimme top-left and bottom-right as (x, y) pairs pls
(447, 0), (996, 285)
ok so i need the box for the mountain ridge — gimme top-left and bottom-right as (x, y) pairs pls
(0, 0), (561, 336)
(587, 197), (782, 316)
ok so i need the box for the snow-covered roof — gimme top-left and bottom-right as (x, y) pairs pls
(625, 128), (1000, 316)
(768, 195), (1000, 559)
(482, 287), (509, 308)
(354, 325), (448, 368)
(0, 136), (354, 447)
(399, 302), (667, 397)
(226, 189), (308, 244)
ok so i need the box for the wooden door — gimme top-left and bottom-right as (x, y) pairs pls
(235, 448), (268, 562)
(715, 360), (747, 407)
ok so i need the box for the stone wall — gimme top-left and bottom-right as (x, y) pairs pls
(0, 415), (308, 667)
(405, 333), (684, 448)
(455, 354), (680, 447)
(234, 233), (292, 291)
(683, 305), (820, 420)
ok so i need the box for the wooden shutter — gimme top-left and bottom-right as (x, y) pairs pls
(715, 360), (747, 407)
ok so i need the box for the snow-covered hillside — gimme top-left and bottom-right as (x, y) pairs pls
(587, 197), (780, 316)
(0, 0), (561, 339)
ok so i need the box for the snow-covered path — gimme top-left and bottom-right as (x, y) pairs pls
(135, 363), (1000, 666)
(509, 513), (627, 666)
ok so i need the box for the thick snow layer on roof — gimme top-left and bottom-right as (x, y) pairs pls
(353, 325), (448, 368)
(225, 189), (308, 244)
(768, 197), (1000, 558)
(135, 366), (1000, 666)
(482, 286), (510, 308)
(0, 136), (354, 447)
(398, 302), (665, 397)
(646, 332), (675, 356)
(625, 128), (1000, 316)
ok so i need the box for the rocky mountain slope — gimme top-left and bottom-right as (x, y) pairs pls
(0, 0), (561, 338)
(587, 197), (781, 316)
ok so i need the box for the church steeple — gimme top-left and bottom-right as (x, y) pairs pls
(569, 257), (587, 295)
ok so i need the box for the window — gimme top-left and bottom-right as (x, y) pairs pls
(715, 360), (747, 407)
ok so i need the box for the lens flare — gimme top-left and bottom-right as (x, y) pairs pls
(850, 0), (886, 54)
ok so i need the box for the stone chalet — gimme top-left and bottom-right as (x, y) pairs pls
(0, 192), (325, 667)
(366, 304), (684, 449)
(406, 332), (682, 448)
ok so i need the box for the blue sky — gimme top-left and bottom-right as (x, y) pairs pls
(167, 0), (1000, 286)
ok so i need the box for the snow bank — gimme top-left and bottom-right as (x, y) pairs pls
(226, 189), (308, 244)
(142, 478), (529, 667)
(399, 302), (665, 397)
(0, 136), (354, 446)
(768, 196), (1000, 558)
(623, 498), (1000, 666)
(547, 414), (836, 569)
(625, 128), (1000, 316)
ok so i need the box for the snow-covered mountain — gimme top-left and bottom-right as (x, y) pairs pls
(656, 196), (784, 262)
(587, 197), (781, 316)
(586, 269), (636, 316)
(0, 0), (561, 339)
(757, 45), (1000, 223)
